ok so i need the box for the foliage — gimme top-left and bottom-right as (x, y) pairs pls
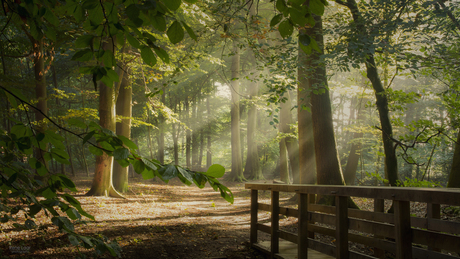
(396, 177), (442, 188)
(0, 85), (233, 256)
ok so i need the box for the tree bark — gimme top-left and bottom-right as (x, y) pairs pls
(206, 96), (212, 169)
(113, 64), (131, 193)
(447, 131), (460, 187)
(298, 30), (316, 185)
(86, 38), (123, 198)
(228, 40), (244, 181)
(337, 0), (399, 186)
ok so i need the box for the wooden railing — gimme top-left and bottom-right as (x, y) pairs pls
(245, 183), (460, 259)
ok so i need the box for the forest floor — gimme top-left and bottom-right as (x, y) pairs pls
(1, 175), (459, 259)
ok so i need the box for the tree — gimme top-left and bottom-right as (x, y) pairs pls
(113, 64), (132, 193)
(335, 0), (400, 186)
(228, 40), (245, 181)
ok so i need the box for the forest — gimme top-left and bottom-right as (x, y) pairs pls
(0, 0), (459, 258)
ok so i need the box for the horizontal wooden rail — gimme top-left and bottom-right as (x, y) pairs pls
(246, 183), (460, 259)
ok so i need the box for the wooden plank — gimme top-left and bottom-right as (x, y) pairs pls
(279, 230), (297, 243)
(271, 191), (280, 258)
(336, 196), (349, 259)
(412, 217), (460, 234)
(250, 190), (258, 244)
(412, 228), (460, 253)
(299, 193), (309, 259)
(257, 223), (271, 234)
(245, 183), (460, 206)
(394, 200), (412, 259)
(253, 240), (335, 259)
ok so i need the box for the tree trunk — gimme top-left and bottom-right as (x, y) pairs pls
(298, 29), (316, 185)
(244, 70), (262, 180)
(113, 65), (131, 193)
(447, 131), (460, 187)
(281, 90), (299, 183)
(279, 138), (289, 183)
(343, 97), (365, 185)
(228, 40), (244, 181)
(157, 93), (166, 164)
(86, 39), (123, 198)
(338, 0), (399, 186)
(206, 96), (212, 169)
(185, 95), (191, 168)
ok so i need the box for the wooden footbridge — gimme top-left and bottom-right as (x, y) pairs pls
(245, 183), (460, 259)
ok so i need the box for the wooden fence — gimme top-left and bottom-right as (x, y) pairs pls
(245, 183), (460, 259)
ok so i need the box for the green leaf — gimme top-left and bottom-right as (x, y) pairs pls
(5, 92), (18, 108)
(177, 167), (193, 185)
(184, 0), (197, 3)
(133, 159), (145, 174)
(102, 50), (116, 67)
(83, 130), (96, 144)
(270, 14), (283, 27)
(69, 235), (80, 246)
(68, 118), (87, 129)
(45, 27), (56, 42)
(151, 14), (167, 32)
(153, 47), (170, 64)
(125, 4), (143, 27)
(126, 33), (140, 49)
(25, 219), (37, 229)
(141, 158), (158, 171)
(89, 145), (103, 156)
(66, 208), (81, 220)
(299, 34), (311, 46)
(44, 8), (59, 26)
(310, 38), (321, 53)
(181, 21), (197, 41)
(72, 49), (93, 61)
(167, 21), (184, 44)
(106, 68), (119, 82)
(142, 169), (155, 180)
(117, 135), (137, 150)
(289, 7), (308, 27)
(278, 19), (294, 38)
(158, 164), (178, 180)
(163, 0), (181, 11)
(113, 148), (130, 160)
(62, 194), (94, 220)
(309, 0), (325, 16)
(42, 188), (56, 199)
(52, 148), (69, 160)
(7, 173), (17, 185)
(51, 152), (71, 165)
(193, 173), (207, 188)
(288, 0), (305, 5)
(82, 0), (99, 9)
(141, 46), (157, 67)
(276, 0), (287, 12)
(203, 164), (225, 178)
(29, 204), (42, 216)
(75, 35), (94, 48)
(58, 175), (78, 192)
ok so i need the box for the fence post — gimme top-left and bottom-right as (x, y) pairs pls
(336, 195), (349, 259)
(427, 203), (441, 252)
(250, 189), (258, 245)
(373, 199), (385, 258)
(394, 200), (412, 259)
(298, 193), (309, 259)
(271, 190), (280, 258)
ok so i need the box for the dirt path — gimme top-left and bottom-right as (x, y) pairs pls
(0, 176), (271, 258)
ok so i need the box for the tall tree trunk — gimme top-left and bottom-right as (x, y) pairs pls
(206, 96), (212, 169)
(298, 29), (316, 185)
(157, 93), (166, 164)
(279, 138), (289, 183)
(171, 97), (179, 165)
(29, 36), (48, 169)
(113, 65), (131, 193)
(228, 40), (244, 181)
(244, 69), (262, 180)
(307, 15), (345, 187)
(185, 95), (191, 168)
(86, 38), (123, 198)
(447, 131), (460, 187)
(281, 90), (299, 183)
(337, 0), (399, 186)
(343, 96), (365, 185)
